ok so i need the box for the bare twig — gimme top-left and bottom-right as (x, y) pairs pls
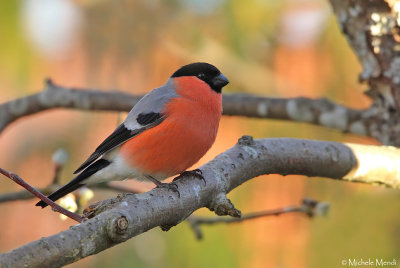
(0, 187), (55, 203)
(187, 198), (330, 239)
(0, 167), (83, 223)
(0, 181), (139, 204)
(51, 148), (69, 185)
(0, 147), (138, 204)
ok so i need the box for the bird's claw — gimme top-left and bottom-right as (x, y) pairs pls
(173, 169), (206, 185)
(156, 182), (180, 198)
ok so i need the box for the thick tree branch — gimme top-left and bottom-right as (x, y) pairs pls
(0, 79), (140, 133)
(1, 137), (399, 267)
(0, 79), (370, 137)
(329, 0), (400, 145)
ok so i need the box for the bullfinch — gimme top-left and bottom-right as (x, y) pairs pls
(36, 62), (229, 208)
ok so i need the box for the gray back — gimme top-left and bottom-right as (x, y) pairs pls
(124, 78), (178, 130)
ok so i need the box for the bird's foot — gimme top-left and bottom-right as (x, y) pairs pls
(173, 169), (206, 185)
(145, 175), (180, 197)
(155, 182), (180, 198)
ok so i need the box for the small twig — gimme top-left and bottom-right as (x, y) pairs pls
(0, 182), (140, 204)
(187, 198), (330, 239)
(0, 167), (83, 223)
(0, 187), (55, 202)
(51, 148), (69, 185)
(0, 148), (137, 204)
(52, 165), (62, 185)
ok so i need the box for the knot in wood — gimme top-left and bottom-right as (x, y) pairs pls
(115, 216), (128, 234)
(238, 135), (254, 146)
(215, 203), (241, 218)
(209, 194), (241, 218)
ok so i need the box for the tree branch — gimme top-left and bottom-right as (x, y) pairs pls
(0, 168), (83, 222)
(0, 183), (138, 203)
(0, 187), (55, 203)
(0, 79), (370, 138)
(1, 137), (399, 267)
(187, 198), (330, 239)
(0, 147), (138, 204)
(0, 79), (140, 133)
(328, 0), (400, 145)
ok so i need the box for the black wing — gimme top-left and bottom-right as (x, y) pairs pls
(74, 115), (164, 174)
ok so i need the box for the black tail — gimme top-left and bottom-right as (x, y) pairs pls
(36, 159), (111, 208)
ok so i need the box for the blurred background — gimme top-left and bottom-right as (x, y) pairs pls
(0, 0), (398, 267)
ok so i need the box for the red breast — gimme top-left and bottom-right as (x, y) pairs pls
(119, 77), (222, 178)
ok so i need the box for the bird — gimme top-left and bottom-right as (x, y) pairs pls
(36, 62), (229, 208)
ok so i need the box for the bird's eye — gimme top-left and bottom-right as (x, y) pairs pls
(197, 73), (205, 79)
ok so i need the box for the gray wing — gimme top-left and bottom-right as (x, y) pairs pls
(74, 79), (178, 174)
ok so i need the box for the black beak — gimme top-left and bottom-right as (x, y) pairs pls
(212, 73), (229, 89)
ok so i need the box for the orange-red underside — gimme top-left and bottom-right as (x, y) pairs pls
(120, 77), (222, 178)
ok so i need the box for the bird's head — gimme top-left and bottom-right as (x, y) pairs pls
(171, 62), (229, 93)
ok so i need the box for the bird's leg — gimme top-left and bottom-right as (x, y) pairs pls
(145, 175), (180, 198)
(173, 169), (206, 185)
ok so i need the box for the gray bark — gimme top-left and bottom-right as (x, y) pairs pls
(0, 79), (367, 138)
(329, 0), (400, 145)
(1, 137), (400, 267)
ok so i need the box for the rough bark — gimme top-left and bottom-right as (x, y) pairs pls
(329, 0), (400, 145)
(1, 137), (400, 267)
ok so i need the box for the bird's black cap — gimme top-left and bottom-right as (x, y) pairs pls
(171, 62), (229, 93)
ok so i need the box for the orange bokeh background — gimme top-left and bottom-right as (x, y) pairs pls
(0, 1), (396, 268)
